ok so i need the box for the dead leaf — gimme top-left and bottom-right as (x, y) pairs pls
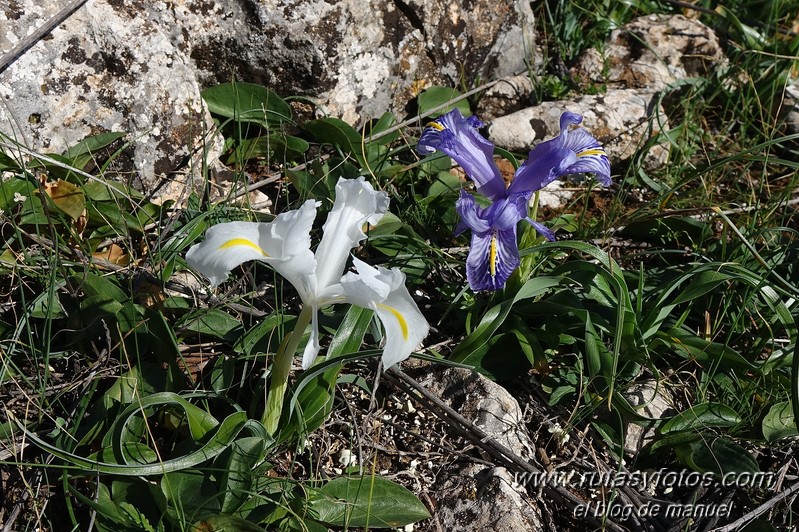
(92, 244), (130, 267)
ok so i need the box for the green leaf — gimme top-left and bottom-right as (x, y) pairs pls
(93, 482), (160, 532)
(161, 469), (221, 520)
(365, 112), (399, 145)
(762, 401), (798, 441)
(675, 437), (759, 476)
(426, 171), (461, 199)
(0, 150), (23, 171)
(312, 476), (430, 528)
(451, 276), (561, 364)
(233, 312), (291, 357)
(303, 117), (364, 163)
(417, 86), (470, 118)
(218, 437), (268, 513)
(281, 306), (373, 442)
(201, 82), (292, 126)
(583, 313), (605, 380)
(641, 267), (733, 340)
(19, 406), (252, 476)
(227, 134), (310, 164)
(661, 403), (742, 434)
(0, 177), (36, 213)
(653, 328), (758, 370)
(619, 216), (712, 249)
(63, 131), (127, 170)
(181, 308), (243, 341)
(82, 176), (141, 202)
(102, 365), (161, 404)
(29, 289), (66, 319)
(81, 272), (129, 303)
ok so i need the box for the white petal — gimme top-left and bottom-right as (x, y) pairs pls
(340, 258), (430, 369)
(301, 305), (321, 369)
(314, 177), (389, 289)
(262, 200), (319, 299)
(186, 221), (272, 288)
(186, 201), (319, 296)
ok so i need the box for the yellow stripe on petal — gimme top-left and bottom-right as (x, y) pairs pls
(489, 235), (498, 278)
(426, 121), (445, 131)
(378, 303), (409, 340)
(218, 238), (268, 256)
(577, 148), (606, 158)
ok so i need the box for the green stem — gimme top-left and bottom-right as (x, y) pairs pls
(262, 306), (313, 435)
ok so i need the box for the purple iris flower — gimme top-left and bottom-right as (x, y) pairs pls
(417, 109), (610, 291)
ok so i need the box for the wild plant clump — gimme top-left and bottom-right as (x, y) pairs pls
(1, 1), (798, 531)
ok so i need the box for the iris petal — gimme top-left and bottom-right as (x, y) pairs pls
(526, 218), (556, 241)
(186, 201), (318, 290)
(560, 128), (611, 185)
(340, 258), (429, 369)
(314, 177), (389, 289)
(454, 190), (490, 235)
(188, 178), (429, 372)
(484, 193), (529, 231)
(466, 227), (520, 291)
(417, 109), (506, 201)
(510, 145), (576, 195)
(510, 111), (611, 193)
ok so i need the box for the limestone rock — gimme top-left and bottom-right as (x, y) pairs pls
(409, 366), (533, 457)
(483, 14), (728, 182)
(783, 77), (799, 135)
(1, 0), (535, 191)
(405, 367), (543, 531)
(477, 74), (536, 121)
(572, 14), (725, 91)
(0, 0), (214, 190)
(623, 379), (675, 454)
(432, 464), (545, 532)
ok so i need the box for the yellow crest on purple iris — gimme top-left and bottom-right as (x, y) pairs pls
(489, 234), (498, 278)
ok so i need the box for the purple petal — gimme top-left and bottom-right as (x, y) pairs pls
(560, 128), (612, 185)
(484, 193), (528, 231)
(416, 109), (506, 201)
(509, 142), (576, 195)
(511, 112), (611, 192)
(466, 227), (520, 291)
(526, 218), (556, 241)
(560, 111), (583, 130)
(455, 190), (490, 235)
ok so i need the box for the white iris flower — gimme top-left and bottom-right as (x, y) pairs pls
(186, 177), (429, 370)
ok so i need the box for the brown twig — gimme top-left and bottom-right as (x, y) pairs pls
(710, 480), (799, 532)
(384, 367), (633, 532)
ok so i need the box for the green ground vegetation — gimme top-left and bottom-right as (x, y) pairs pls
(1, 1), (798, 530)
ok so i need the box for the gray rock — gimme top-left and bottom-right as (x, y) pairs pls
(477, 73), (536, 121)
(406, 366), (543, 531)
(483, 14), (728, 181)
(0, 0), (212, 189)
(623, 379), (675, 454)
(432, 464), (545, 532)
(410, 366), (533, 457)
(572, 14), (725, 91)
(783, 77), (799, 135)
(1, 0), (535, 191)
